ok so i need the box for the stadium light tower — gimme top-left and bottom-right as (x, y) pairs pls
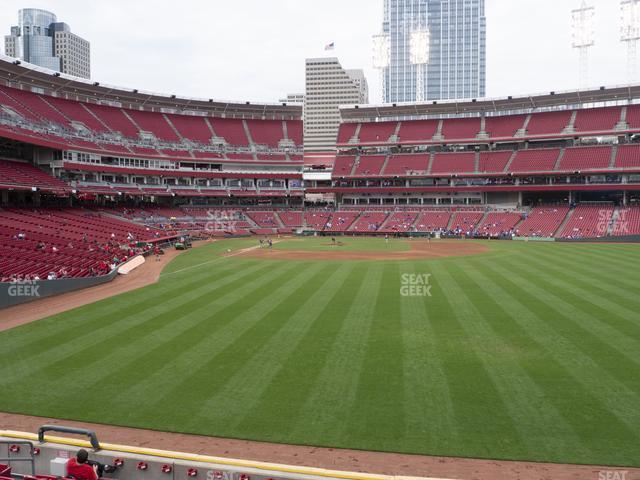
(621, 0), (640, 83)
(571, 1), (595, 88)
(372, 33), (391, 102)
(410, 28), (430, 102)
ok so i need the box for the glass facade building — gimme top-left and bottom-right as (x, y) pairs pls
(5, 9), (90, 79)
(380, 0), (486, 103)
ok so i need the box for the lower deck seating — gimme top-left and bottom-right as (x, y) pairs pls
(0, 208), (159, 281)
(350, 212), (389, 232)
(475, 212), (523, 237)
(448, 212), (484, 234)
(559, 205), (614, 238)
(413, 211), (452, 232)
(379, 212), (418, 233)
(516, 206), (570, 237)
(324, 211), (360, 232)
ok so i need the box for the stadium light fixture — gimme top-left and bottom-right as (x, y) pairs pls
(410, 28), (430, 102)
(372, 34), (390, 69)
(571, 1), (595, 88)
(621, 0), (640, 82)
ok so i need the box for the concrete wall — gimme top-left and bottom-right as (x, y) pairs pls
(0, 270), (118, 309)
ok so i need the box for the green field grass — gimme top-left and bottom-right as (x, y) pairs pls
(1, 238), (640, 467)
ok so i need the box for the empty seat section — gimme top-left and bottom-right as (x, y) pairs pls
(485, 114), (527, 138)
(350, 212), (389, 232)
(286, 120), (303, 146)
(612, 206), (640, 235)
(0, 85), (40, 121)
(526, 110), (572, 136)
(615, 144), (640, 168)
(431, 152), (475, 174)
(397, 120), (439, 143)
(84, 104), (140, 138)
(304, 212), (331, 229)
(209, 118), (249, 146)
(127, 110), (180, 142)
(625, 104), (640, 129)
(2, 86), (70, 125)
(0, 159), (69, 191)
(559, 146), (612, 171)
(449, 212), (484, 233)
(560, 205), (614, 238)
(478, 151), (512, 173)
(353, 155), (386, 176)
(246, 120), (283, 147)
(380, 212), (418, 232)
(277, 211), (303, 228)
(508, 149), (559, 173)
(476, 212), (522, 237)
(414, 211), (452, 232)
(573, 106), (622, 132)
(46, 97), (110, 132)
(516, 206), (569, 237)
(333, 156), (356, 176)
(358, 121), (397, 143)
(337, 123), (358, 144)
(165, 114), (213, 144)
(441, 117), (480, 140)
(246, 211), (278, 227)
(324, 211), (360, 232)
(383, 154), (429, 175)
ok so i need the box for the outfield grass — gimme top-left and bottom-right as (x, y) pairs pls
(1, 238), (640, 467)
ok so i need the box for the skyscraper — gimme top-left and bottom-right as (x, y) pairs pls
(5, 9), (90, 79)
(376, 0), (486, 103)
(304, 57), (369, 152)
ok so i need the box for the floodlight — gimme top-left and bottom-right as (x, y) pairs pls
(410, 29), (430, 65)
(372, 34), (390, 69)
(571, 5), (595, 48)
(621, 0), (640, 41)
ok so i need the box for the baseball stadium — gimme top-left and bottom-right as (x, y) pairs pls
(1, 8), (640, 480)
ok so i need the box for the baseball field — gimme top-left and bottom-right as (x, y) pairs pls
(1, 237), (639, 468)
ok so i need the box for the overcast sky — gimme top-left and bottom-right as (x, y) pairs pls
(0, 0), (633, 104)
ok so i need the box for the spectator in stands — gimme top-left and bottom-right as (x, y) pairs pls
(66, 448), (116, 480)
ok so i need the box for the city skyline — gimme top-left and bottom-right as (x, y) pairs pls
(0, 0), (636, 103)
(4, 7), (90, 78)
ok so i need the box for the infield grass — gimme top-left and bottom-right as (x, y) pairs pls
(1, 237), (640, 467)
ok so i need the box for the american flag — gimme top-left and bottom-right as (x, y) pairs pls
(325, 42), (335, 51)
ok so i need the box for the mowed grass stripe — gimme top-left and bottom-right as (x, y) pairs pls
(453, 260), (606, 462)
(228, 266), (367, 443)
(122, 261), (329, 431)
(290, 263), (384, 446)
(477, 258), (640, 398)
(398, 261), (460, 450)
(431, 263), (539, 459)
(31, 261), (293, 398)
(518, 247), (640, 313)
(341, 263), (406, 451)
(190, 263), (352, 434)
(0, 260), (273, 384)
(469, 258), (640, 465)
(0, 255), (253, 354)
(500, 255), (640, 365)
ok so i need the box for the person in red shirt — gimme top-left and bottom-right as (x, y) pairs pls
(66, 449), (98, 480)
